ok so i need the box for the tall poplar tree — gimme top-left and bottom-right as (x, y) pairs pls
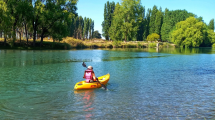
(89, 19), (92, 39)
(136, 6), (145, 41)
(86, 18), (89, 39)
(149, 5), (158, 34)
(102, 1), (115, 40)
(154, 7), (163, 37)
(102, 2), (108, 40)
(109, 3), (123, 41)
(83, 17), (87, 39)
(91, 20), (94, 39)
(143, 9), (151, 40)
(208, 19), (214, 31)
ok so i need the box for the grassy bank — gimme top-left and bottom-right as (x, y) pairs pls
(62, 37), (175, 49)
(0, 37), (175, 50)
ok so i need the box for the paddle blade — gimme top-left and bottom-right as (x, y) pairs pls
(82, 62), (87, 68)
(101, 84), (107, 90)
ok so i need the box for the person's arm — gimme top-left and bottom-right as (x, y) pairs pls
(92, 72), (97, 81)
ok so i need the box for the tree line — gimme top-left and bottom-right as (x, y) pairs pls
(0, 0), (98, 48)
(70, 16), (99, 40)
(102, 0), (215, 47)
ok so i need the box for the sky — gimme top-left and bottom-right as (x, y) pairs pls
(77, 0), (215, 38)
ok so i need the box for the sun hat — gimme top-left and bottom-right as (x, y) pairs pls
(88, 66), (93, 70)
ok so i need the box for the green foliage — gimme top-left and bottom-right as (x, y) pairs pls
(143, 9), (151, 40)
(93, 30), (101, 39)
(147, 33), (160, 41)
(136, 6), (145, 41)
(113, 40), (122, 47)
(161, 10), (195, 42)
(102, 1), (115, 40)
(0, 0), (79, 47)
(109, 3), (123, 41)
(109, 0), (143, 41)
(212, 43), (215, 48)
(148, 43), (157, 48)
(149, 5), (158, 34)
(89, 19), (92, 39)
(207, 29), (215, 45)
(154, 8), (163, 35)
(171, 17), (206, 48)
(91, 20), (94, 39)
(208, 19), (214, 30)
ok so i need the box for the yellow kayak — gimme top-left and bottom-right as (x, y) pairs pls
(74, 73), (110, 90)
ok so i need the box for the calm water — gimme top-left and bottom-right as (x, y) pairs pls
(0, 48), (215, 119)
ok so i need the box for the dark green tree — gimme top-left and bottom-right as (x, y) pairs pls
(102, 1), (115, 40)
(154, 7), (163, 36)
(161, 9), (195, 41)
(93, 30), (101, 39)
(136, 5), (145, 41)
(83, 17), (87, 39)
(89, 19), (92, 39)
(91, 20), (94, 39)
(143, 9), (151, 40)
(149, 5), (158, 34)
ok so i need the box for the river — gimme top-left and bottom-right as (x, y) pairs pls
(0, 48), (215, 119)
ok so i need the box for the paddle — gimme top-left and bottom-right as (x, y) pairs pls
(82, 62), (107, 90)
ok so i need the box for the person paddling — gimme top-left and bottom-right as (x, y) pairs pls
(83, 66), (97, 83)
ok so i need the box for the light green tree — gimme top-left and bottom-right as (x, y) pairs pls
(171, 17), (206, 47)
(109, 0), (143, 41)
(207, 29), (215, 45)
(147, 33), (160, 41)
(0, 1), (13, 45)
(109, 3), (123, 41)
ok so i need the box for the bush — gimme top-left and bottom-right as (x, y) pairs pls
(147, 33), (160, 41)
(113, 40), (122, 47)
(148, 43), (156, 48)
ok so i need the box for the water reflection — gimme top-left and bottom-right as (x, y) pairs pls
(107, 47), (215, 54)
(74, 90), (95, 120)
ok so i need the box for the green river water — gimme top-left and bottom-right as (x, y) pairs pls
(0, 48), (215, 119)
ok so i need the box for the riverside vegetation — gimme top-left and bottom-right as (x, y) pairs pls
(0, 37), (174, 50)
(0, 0), (214, 50)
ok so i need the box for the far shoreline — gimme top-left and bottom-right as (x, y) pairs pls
(0, 37), (176, 50)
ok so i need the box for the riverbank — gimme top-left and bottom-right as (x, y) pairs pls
(0, 37), (175, 50)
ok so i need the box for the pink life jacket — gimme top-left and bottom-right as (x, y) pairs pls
(85, 69), (93, 83)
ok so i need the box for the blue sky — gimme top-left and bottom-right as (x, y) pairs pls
(77, 0), (215, 38)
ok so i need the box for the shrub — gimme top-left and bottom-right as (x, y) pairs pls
(113, 40), (121, 47)
(147, 33), (160, 41)
(148, 43), (156, 48)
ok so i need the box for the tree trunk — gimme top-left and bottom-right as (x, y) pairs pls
(124, 32), (127, 42)
(33, 26), (37, 47)
(19, 31), (21, 45)
(40, 32), (44, 47)
(4, 33), (6, 46)
(24, 23), (28, 46)
(12, 26), (16, 47)
(33, 17), (38, 47)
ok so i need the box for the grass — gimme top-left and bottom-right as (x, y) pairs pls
(0, 37), (174, 50)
